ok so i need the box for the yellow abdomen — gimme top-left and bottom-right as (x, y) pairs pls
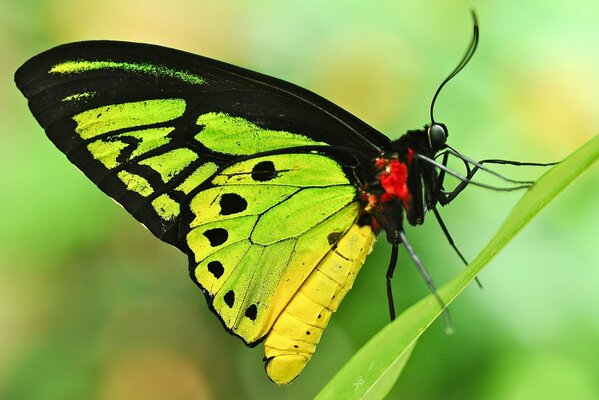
(263, 223), (375, 384)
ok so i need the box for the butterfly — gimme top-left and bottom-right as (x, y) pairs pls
(15, 13), (546, 384)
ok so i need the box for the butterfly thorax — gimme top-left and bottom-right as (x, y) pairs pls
(360, 129), (435, 243)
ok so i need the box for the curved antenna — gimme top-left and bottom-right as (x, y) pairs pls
(430, 10), (480, 124)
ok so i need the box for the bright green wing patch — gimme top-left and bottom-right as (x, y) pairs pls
(176, 162), (219, 195)
(71, 98), (201, 222)
(62, 92), (95, 102)
(117, 170), (154, 197)
(251, 186), (355, 245)
(139, 148), (198, 183)
(189, 185), (299, 230)
(50, 60), (205, 85)
(196, 112), (327, 155)
(212, 153), (349, 187)
(74, 99), (185, 139)
(151, 194), (180, 221)
(186, 152), (360, 344)
(87, 127), (174, 169)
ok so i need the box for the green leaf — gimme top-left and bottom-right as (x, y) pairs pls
(316, 134), (599, 400)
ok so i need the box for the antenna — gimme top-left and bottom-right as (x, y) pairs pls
(429, 10), (480, 124)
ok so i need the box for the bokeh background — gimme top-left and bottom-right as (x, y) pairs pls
(1, 1), (598, 399)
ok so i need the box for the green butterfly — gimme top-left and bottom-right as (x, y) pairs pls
(15, 15), (544, 384)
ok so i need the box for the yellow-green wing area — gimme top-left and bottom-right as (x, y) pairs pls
(69, 98), (209, 231)
(16, 43), (377, 381)
(30, 83), (328, 249)
(185, 152), (361, 344)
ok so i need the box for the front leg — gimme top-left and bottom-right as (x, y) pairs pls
(436, 157), (544, 206)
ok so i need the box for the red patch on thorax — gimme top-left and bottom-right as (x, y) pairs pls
(378, 159), (412, 207)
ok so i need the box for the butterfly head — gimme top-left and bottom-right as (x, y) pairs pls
(427, 123), (448, 152)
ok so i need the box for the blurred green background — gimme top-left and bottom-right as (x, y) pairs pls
(2, 0), (598, 399)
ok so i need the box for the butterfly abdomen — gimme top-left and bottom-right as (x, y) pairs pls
(263, 224), (375, 384)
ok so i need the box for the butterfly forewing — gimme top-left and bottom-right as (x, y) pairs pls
(15, 41), (386, 250)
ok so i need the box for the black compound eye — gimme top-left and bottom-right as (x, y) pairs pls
(428, 123), (448, 150)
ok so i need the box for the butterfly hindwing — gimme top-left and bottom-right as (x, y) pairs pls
(184, 152), (361, 344)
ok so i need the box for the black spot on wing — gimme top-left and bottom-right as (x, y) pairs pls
(207, 260), (224, 279)
(224, 290), (235, 308)
(327, 231), (343, 245)
(251, 160), (277, 181)
(203, 228), (228, 246)
(219, 193), (247, 215)
(245, 304), (257, 321)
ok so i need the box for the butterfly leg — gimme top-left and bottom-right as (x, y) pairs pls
(436, 156), (553, 206)
(421, 156), (482, 288)
(431, 149), (474, 206)
(386, 243), (400, 321)
(430, 207), (483, 289)
(431, 150), (469, 206)
(397, 229), (453, 332)
(431, 207), (468, 266)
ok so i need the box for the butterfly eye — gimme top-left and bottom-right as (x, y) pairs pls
(428, 123), (448, 150)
